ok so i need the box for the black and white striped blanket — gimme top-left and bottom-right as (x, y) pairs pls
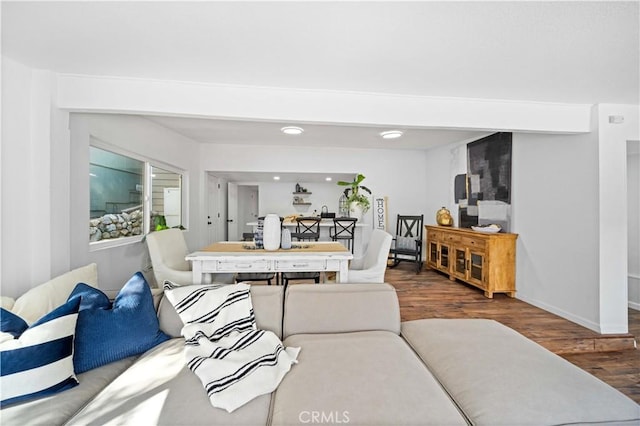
(163, 282), (299, 412)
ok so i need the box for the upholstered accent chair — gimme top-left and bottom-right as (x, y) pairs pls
(346, 229), (393, 283)
(146, 229), (233, 286)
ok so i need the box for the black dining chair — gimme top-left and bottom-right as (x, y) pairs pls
(329, 217), (357, 253)
(235, 232), (278, 285)
(283, 216), (322, 285)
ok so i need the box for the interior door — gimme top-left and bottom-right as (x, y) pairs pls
(238, 185), (259, 238)
(206, 174), (225, 244)
(227, 182), (238, 241)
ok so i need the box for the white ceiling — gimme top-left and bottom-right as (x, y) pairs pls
(209, 171), (356, 184)
(143, 115), (489, 149)
(2, 1), (638, 150)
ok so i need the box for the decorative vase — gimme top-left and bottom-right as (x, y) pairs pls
(349, 202), (364, 221)
(436, 207), (453, 226)
(280, 228), (292, 249)
(254, 218), (264, 249)
(262, 214), (281, 251)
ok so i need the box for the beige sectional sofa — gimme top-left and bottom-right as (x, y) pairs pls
(2, 283), (638, 425)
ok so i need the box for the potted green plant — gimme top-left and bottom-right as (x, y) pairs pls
(337, 173), (372, 219)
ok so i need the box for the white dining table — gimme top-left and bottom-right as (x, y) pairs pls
(186, 241), (354, 284)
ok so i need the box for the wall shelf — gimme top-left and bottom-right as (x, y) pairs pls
(293, 189), (312, 207)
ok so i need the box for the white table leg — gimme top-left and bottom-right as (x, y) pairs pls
(337, 260), (349, 283)
(192, 261), (203, 285)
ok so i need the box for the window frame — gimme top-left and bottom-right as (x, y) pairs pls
(89, 139), (188, 252)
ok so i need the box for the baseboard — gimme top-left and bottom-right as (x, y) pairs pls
(517, 294), (601, 333)
(629, 274), (640, 311)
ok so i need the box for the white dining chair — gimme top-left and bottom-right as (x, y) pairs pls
(346, 229), (393, 283)
(146, 229), (233, 286)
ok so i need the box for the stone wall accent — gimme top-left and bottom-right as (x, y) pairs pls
(90, 209), (143, 242)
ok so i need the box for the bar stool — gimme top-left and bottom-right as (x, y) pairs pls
(290, 216), (321, 241)
(329, 217), (358, 253)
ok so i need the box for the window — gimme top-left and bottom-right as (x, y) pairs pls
(89, 145), (185, 247)
(150, 166), (183, 231)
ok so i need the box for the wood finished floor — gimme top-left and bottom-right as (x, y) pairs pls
(384, 263), (640, 404)
(261, 264), (639, 403)
(387, 266), (636, 354)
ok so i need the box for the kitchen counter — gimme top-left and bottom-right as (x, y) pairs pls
(247, 219), (366, 227)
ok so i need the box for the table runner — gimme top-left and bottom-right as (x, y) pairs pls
(200, 242), (348, 253)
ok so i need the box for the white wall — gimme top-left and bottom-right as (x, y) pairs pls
(257, 181), (347, 219)
(1, 57), (64, 298)
(1, 57), (32, 298)
(596, 104), (639, 332)
(200, 143), (428, 239)
(422, 138), (481, 227)
(68, 114), (203, 292)
(512, 132), (601, 330)
(425, 131), (602, 330)
(628, 142), (640, 310)
(50, 91), (72, 279)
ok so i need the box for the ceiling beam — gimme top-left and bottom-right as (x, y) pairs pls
(57, 74), (592, 134)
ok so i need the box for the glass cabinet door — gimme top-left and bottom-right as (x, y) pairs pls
(468, 251), (485, 287)
(439, 244), (450, 271)
(428, 241), (438, 267)
(454, 248), (467, 279)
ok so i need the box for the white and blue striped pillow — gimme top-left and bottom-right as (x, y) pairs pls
(0, 298), (80, 406)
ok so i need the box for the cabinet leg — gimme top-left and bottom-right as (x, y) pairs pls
(449, 275), (456, 281)
(484, 291), (494, 299)
(507, 291), (516, 298)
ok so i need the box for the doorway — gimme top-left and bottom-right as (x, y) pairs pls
(227, 183), (259, 241)
(206, 173), (227, 245)
(238, 185), (259, 240)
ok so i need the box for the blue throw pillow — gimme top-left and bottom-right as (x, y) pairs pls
(68, 272), (170, 374)
(0, 298), (81, 406)
(0, 309), (28, 338)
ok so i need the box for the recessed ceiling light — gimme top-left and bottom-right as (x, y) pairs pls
(380, 130), (403, 139)
(281, 126), (304, 135)
(273, 176), (280, 180)
(325, 177), (332, 181)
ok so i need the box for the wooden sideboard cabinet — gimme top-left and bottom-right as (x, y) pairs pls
(425, 225), (518, 298)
